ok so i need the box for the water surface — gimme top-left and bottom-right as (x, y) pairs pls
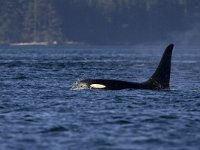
(0, 46), (200, 150)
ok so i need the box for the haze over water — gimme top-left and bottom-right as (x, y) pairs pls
(0, 46), (200, 150)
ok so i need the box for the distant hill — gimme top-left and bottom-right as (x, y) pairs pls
(0, 0), (200, 45)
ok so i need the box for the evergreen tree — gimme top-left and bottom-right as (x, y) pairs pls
(0, 0), (199, 45)
(0, 0), (22, 43)
(23, 0), (62, 43)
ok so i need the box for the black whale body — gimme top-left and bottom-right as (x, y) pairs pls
(74, 44), (174, 90)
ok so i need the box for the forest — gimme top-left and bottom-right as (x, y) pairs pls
(0, 0), (199, 45)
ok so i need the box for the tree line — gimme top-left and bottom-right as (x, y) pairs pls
(0, 0), (199, 45)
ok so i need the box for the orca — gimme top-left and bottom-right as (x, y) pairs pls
(73, 44), (174, 90)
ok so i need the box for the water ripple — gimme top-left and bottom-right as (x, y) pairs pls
(1, 46), (200, 150)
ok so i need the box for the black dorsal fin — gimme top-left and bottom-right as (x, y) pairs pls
(146, 44), (174, 89)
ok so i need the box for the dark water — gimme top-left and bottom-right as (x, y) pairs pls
(0, 46), (200, 150)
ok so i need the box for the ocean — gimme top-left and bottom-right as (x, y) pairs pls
(0, 45), (200, 150)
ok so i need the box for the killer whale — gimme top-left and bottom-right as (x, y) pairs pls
(73, 44), (174, 90)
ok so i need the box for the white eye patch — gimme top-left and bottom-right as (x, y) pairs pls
(90, 84), (106, 89)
